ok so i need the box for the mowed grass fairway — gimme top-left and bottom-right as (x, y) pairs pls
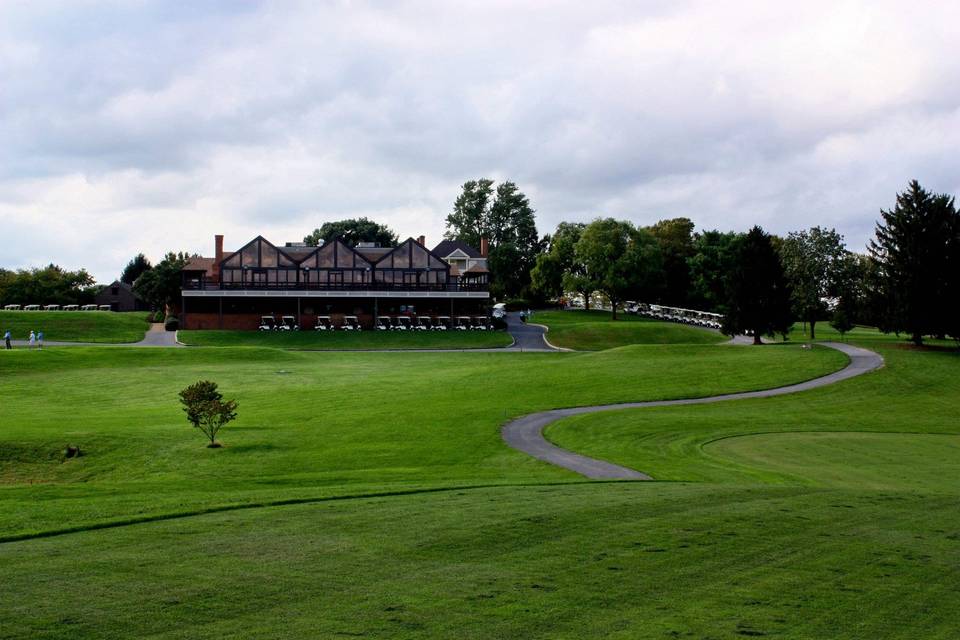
(0, 310), (151, 343)
(533, 309), (724, 350)
(1, 325), (959, 638)
(179, 328), (513, 349)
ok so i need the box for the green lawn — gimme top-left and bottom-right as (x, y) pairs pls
(178, 328), (513, 349)
(533, 309), (724, 350)
(1, 338), (958, 638)
(0, 310), (151, 343)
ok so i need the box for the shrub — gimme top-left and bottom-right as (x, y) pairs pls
(152, 310), (165, 323)
(164, 315), (179, 331)
(491, 317), (508, 331)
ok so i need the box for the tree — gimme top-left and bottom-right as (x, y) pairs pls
(444, 179), (495, 248)
(721, 226), (793, 344)
(178, 380), (238, 448)
(133, 252), (189, 311)
(830, 307), (855, 342)
(687, 230), (741, 312)
(648, 218), (695, 306)
(0, 264), (94, 306)
(573, 218), (664, 320)
(445, 179), (543, 299)
(869, 180), (960, 345)
(303, 218), (398, 248)
(779, 227), (849, 340)
(531, 222), (587, 304)
(120, 253), (152, 285)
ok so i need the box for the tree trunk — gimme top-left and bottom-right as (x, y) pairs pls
(809, 318), (816, 340)
(753, 333), (762, 345)
(611, 302), (618, 321)
(583, 292), (590, 311)
(911, 332), (923, 346)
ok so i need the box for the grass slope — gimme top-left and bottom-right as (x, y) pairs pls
(0, 311), (150, 343)
(3, 342), (958, 638)
(0, 343), (843, 538)
(546, 346), (960, 485)
(3, 482), (957, 639)
(533, 309), (724, 350)
(179, 328), (513, 349)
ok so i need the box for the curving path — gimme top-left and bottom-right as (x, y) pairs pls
(501, 342), (884, 480)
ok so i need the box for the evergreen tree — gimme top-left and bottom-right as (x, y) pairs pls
(721, 226), (793, 344)
(134, 252), (190, 311)
(869, 180), (959, 345)
(121, 253), (152, 285)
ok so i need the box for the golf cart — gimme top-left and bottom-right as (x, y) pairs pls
(456, 316), (472, 330)
(492, 302), (506, 319)
(376, 316), (392, 331)
(434, 316), (451, 330)
(279, 316), (299, 331)
(258, 315), (277, 331)
(395, 316), (412, 331)
(342, 316), (360, 330)
(315, 316), (332, 331)
(472, 316), (490, 330)
(416, 316), (432, 331)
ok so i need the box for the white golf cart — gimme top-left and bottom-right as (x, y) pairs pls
(395, 316), (412, 331)
(279, 316), (299, 331)
(456, 316), (472, 330)
(376, 316), (392, 331)
(342, 316), (360, 330)
(258, 315), (277, 331)
(434, 316), (451, 331)
(315, 316), (332, 331)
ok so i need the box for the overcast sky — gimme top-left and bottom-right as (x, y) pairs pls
(2, 1), (959, 282)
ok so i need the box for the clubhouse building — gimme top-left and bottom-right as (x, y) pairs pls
(180, 234), (490, 329)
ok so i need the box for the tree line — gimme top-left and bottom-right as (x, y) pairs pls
(518, 179), (959, 345)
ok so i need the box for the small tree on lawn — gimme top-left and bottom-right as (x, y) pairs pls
(829, 307), (855, 342)
(179, 380), (238, 448)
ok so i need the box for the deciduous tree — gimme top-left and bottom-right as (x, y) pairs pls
(304, 218), (398, 248)
(178, 380), (238, 448)
(531, 222), (587, 304)
(133, 252), (189, 311)
(574, 218), (663, 320)
(779, 227), (849, 340)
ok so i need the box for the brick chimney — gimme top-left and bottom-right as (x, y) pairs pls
(480, 236), (489, 258)
(417, 235), (426, 247)
(213, 234), (224, 282)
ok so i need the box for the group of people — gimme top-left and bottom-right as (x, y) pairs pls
(3, 330), (44, 349)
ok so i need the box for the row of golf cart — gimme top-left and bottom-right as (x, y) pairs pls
(257, 315), (494, 331)
(375, 316), (492, 331)
(625, 302), (723, 330)
(3, 304), (110, 311)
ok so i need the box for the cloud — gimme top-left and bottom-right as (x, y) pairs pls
(1, 0), (958, 280)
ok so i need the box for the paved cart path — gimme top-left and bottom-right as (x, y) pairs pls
(501, 342), (884, 480)
(6, 323), (182, 348)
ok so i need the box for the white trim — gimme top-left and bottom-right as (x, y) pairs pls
(182, 289), (489, 299)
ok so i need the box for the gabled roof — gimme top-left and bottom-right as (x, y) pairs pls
(432, 239), (482, 259)
(375, 237), (451, 269)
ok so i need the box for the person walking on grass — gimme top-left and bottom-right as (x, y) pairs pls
(3, 330), (10, 350)
(28, 330), (35, 349)
(37, 331), (44, 350)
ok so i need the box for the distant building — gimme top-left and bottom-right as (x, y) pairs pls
(180, 234), (490, 330)
(94, 280), (149, 312)
(431, 238), (490, 286)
